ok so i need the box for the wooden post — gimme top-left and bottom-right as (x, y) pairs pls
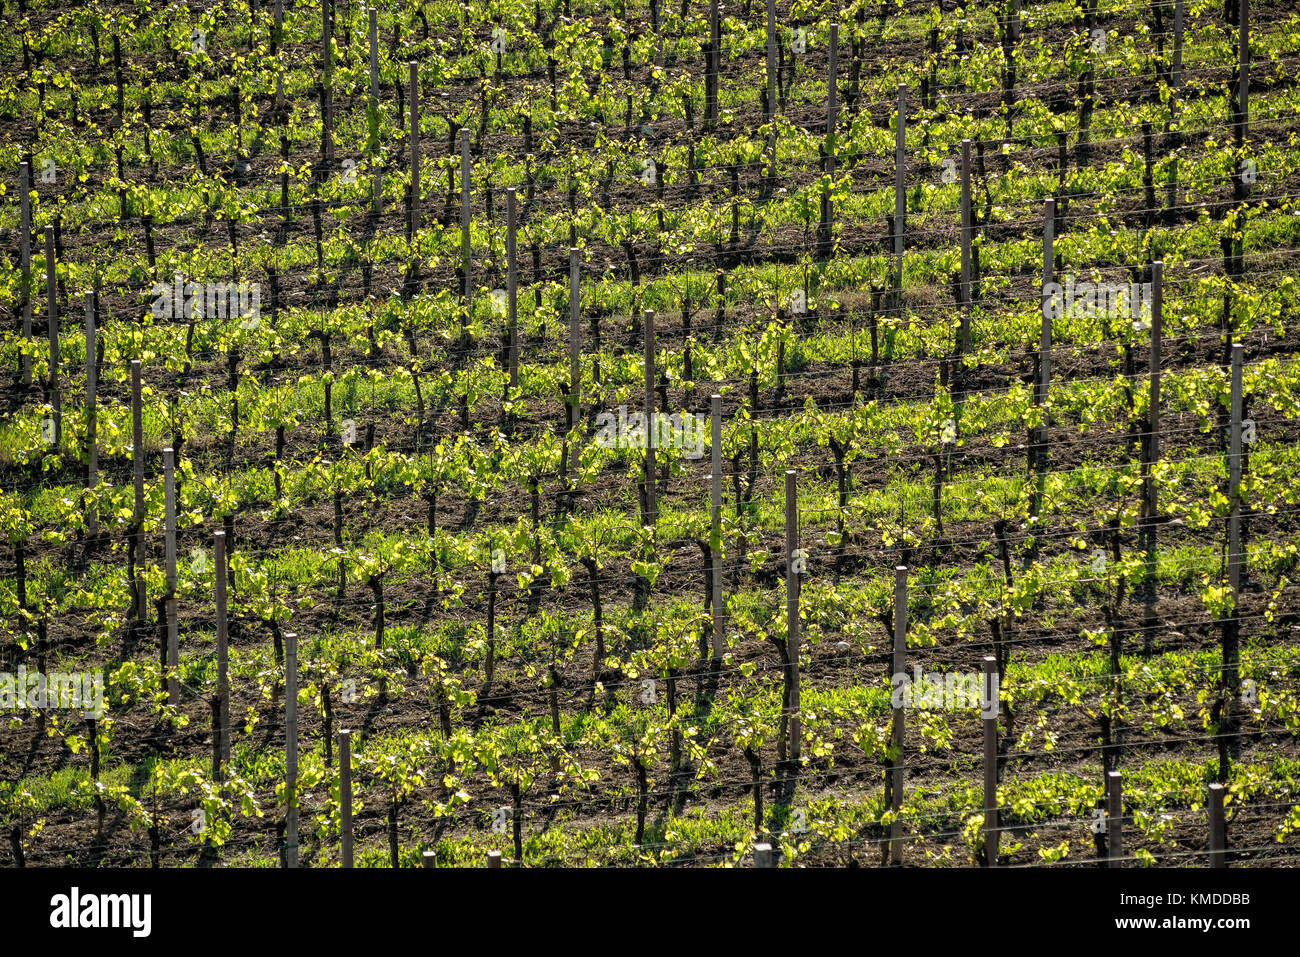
(889, 565), (906, 864)
(1219, 343), (1245, 775)
(368, 8), (382, 213)
(322, 0), (333, 169)
(959, 139), (972, 342)
(1208, 782), (1226, 868)
(339, 728), (354, 867)
(1172, 0), (1183, 89)
(1143, 262), (1162, 651)
(422, 850), (436, 868)
(19, 162), (31, 386)
(1039, 197), (1055, 400)
(1228, 344), (1243, 597)
(487, 849), (502, 868)
(408, 61), (419, 236)
(568, 248), (581, 425)
(164, 448), (179, 705)
(1238, 0), (1248, 139)
(1166, 0), (1183, 217)
(753, 842), (774, 868)
(84, 293), (98, 541)
(1146, 262), (1162, 517)
(764, 0), (777, 187)
(643, 309), (657, 527)
(764, 0), (776, 124)
(132, 360), (146, 625)
(893, 86), (906, 314)
(982, 654), (998, 867)
(819, 23), (839, 256)
(132, 360), (144, 522)
(460, 130), (472, 322)
(507, 188), (518, 389)
(826, 26), (839, 167)
(45, 226), (61, 446)
(367, 9), (379, 133)
(1107, 770), (1122, 867)
(1031, 198), (1055, 538)
(710, 394), (724, 659)
(785, 469), (800, 772)
(707, 0), (719, 126)
(215, 530), (230, 776)
(273, 0), (283, 50)
(285, 630), (298, 868)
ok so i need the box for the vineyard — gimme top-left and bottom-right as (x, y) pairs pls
(1, 0), (1299, 871)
